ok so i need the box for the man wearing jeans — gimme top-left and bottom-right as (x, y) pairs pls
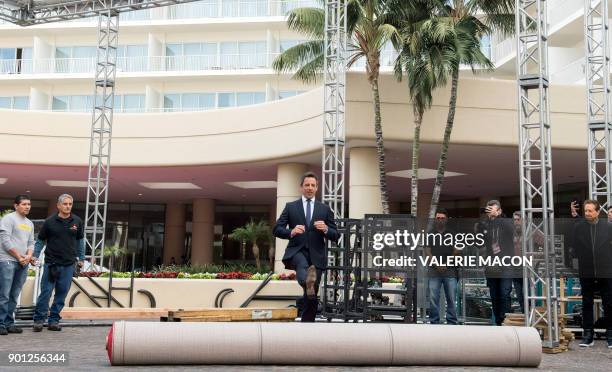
(426, 208), (459, 324)
(0, 195), (35, 336)
(480, 200), (514, 326)
(32, 194), (84, 332)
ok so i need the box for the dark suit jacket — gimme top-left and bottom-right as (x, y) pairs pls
(482, 217), (515, 277)
(572, 218), (612, 278)
(273, 198), (339, 269)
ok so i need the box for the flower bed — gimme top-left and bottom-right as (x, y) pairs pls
(75, 271), (296, 280)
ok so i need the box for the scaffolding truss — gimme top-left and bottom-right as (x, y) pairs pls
(585, 0), (612, 208)
(322, 0), (347, 222)
(516, 0), (559, 347)
(84, 10), (119, 268)
(0, 0), (200, 26)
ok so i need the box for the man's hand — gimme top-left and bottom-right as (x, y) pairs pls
(485, 205), (499, 217)
(77, 260), (84, 268)
(30, 256), (39, 266)
(290, 225), (305, 237)
(18, 255), (29, 267)
(314, 221), (328, 234)
(570, 201), (578, 218)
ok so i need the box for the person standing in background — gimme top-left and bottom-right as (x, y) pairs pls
(0, 195), (35, 336)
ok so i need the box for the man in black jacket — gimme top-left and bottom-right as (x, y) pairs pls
(480, 200), (515, 326)
(273, 172), (339, 322)
(572, 200), (612, 348)
(32, 194), (84, 332)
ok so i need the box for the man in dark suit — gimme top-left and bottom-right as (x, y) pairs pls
(572, 200), (612, 348)
(273, 171), (339, 322)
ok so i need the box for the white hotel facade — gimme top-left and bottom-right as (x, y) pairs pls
(0, 0), (596, 270)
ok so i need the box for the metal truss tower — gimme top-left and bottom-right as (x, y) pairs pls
(585, 0), (612, 208)
(0, 0), (201, 26)
(84, 10), (119, 268)
(322, 0), (347, 221)
(516, 0), (559, 347)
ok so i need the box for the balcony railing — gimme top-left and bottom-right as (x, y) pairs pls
(1, 0), (320, 25)
(0, 59), (34, 74)
(491, 0), (583, 65)
(0, 54), (281, 75)
(163, 0), (320, 20)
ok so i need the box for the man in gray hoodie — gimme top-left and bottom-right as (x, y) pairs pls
(0, 195), (35, 335)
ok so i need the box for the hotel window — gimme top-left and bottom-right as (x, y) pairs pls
(115, 94), (146, 113)
(52, 95), (93, 112)
(166, 43), (218, 70)
(168, 1), (218, 19)
(186, 93), (216, 111)
(0, 47), (31, 74)
(164, 94), (181, 112)
(55, 46), (96, 73)
(163, 93), (216, 111)
(280, 40), (305, 52)
(236, 92), (265, 106)
(217, 92), (235, 108)
(117, 45), (148, 72)
(222, 0), (267, 17)
(0, 96), (29, 109)
(480, 34), (492, 59)
(220, 41), (266, 68)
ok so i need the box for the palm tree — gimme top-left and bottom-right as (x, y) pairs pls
(273, 0), (404, 214)
(229, 220), (271, 270)
(419, 0), (514, 220)
(393, 1), (450, 217)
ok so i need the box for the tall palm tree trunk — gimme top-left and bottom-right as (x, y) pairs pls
(411, 107), (424, 217)
(428, 67), (460, 222)
(252, 243), (261, 270)
(370, 76), (390, 214)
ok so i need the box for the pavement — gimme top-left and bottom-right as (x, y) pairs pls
(0, 325), (611, 371)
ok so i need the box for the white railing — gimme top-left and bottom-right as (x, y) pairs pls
(491, 34), (516, 65)
(491, 0), (583, 65)
(0, 59), (34, 74)
(166, 0), (319, 19)
(0, 0), (320, 26)
(550, 57), (585, 84)
(0, 54), (280, 75)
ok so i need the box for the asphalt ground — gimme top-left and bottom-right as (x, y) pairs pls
(0, 324), (610, 371)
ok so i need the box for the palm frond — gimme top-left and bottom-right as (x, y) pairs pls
(286, 7), (325, 39)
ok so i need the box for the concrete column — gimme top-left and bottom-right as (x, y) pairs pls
(33, 36), (53, 73)
(145, 85), (161, 112)
(163, 203), (186, 265)
(191, 199), (215, 265)
(266, 29), (275, 67)
(29, 87), (49, 110)
(148, 33), (164, 73)
(265, 82), (276, 102)
(274, 163), (308, 272)
(349, 147), (383, 219)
